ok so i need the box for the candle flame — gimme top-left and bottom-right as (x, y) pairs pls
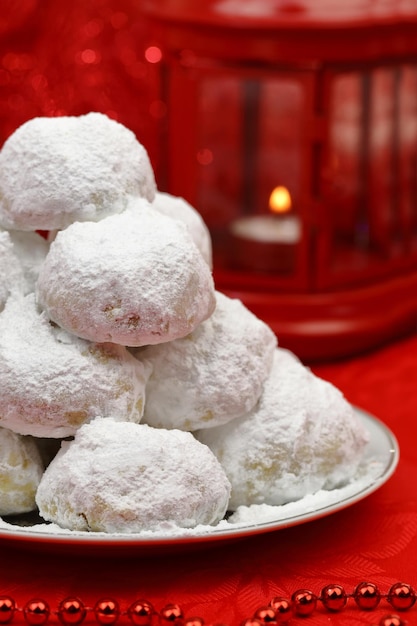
(269, 186), (292, 215)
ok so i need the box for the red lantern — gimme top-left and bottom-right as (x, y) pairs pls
(142, 0), (417, 361)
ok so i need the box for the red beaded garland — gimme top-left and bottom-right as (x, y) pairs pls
(94, 599), (120, 625)
(0, 582), (415, 626)
(23, 599), (50, 626)
(320, 584), (347, 612)
(127, 600), (154, 626)
(58, 598), (86, 626)
(0, 597), (15, 624)
(268, 597), (291, 622)
(159, 604), (183, 624)
(253, 607), (276, 623)
(387, 582), (416, 611)
(354, 582), (381, 610)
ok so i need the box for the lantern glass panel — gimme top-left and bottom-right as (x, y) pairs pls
(321, 63), (417, 289)
(256, 78), (304, 216)
(328, 71), (363, 251)
(196, 74), (242, 231)
(397, 65), (417, 243)
(196, 71), (305, 277)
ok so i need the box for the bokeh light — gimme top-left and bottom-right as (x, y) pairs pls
(0, 0), (159, 173)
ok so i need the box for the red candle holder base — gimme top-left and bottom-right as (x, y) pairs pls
(215, 269), (417, 362)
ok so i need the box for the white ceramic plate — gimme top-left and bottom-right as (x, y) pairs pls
(0, 408), (399, 554)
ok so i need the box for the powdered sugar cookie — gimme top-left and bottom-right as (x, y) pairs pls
(36, 203), (216, 346)
(36, 418), (231, 533)
(0, 113), (156, 231)
(0, 427), (44, 515)
(138, 291), (277, 431)
(196, 348), (369, 510)
(152, 191), (212, 267)
(0, 294), (151, 438)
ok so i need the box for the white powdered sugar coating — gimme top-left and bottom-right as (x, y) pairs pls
(152, 191), (213, 268)
(0, 427), (44, 515)
(138, 291), (277, 431)
(0, 112), (156, 231)
(36, 203), (216, 346)
(196, 348), (370, 510)
(0, 230), (24, 310)
(6, 229), (49, 294)
(0, 293), (151, 438)
(36, 419), (231, 533)
(0, 229), (49, 310)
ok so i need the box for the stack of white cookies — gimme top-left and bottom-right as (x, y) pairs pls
(0, 113), (369, 534)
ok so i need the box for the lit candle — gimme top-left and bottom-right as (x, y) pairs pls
(229, 186), (301, 273)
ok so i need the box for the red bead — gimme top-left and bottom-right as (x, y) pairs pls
(353, 582), (381, 610)
(387, 583), (416, 611)
(240, 620), (263, 626)
(127, 600), (154, 626)
(268, 598), (291, 622)
(58, 598), (86, 625)
(0, 597), (16, 624)
(320, 584), (347, 612)
(23, 600), (50, 626)
(291, 590), (317, 617)
(378, 615), (406, 626)
(253, 607), (276, 623)
(94, 599), (120, 625)
(159, 605), (183, 624)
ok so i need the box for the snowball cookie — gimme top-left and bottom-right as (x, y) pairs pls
(0, 293), (151, 438)
(36, 202), (216, 346)
(0, 427), (44, 515)
(36, 419), (231, 533)
(0, 112), (156, 231)
(152, 191), (212, 268)
(196, 348), (369, 510)
(138, 291), (277, 431)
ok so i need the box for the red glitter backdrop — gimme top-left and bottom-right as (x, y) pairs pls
(0, 1), (159, 168)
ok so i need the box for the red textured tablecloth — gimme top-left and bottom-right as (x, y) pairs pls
(1, 334), (416, 626)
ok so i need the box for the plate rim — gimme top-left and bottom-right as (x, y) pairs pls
(0, 407), (399, 550)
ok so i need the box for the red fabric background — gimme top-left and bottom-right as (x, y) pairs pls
(1, 333), (416, 626)
(0, 1), (158, 168)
